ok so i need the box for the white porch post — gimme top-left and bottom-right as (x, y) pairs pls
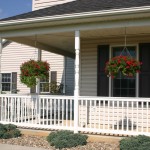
(0, 38), (2, 94)
(0, 38), (2, 121)
(36, 49), (41, 124)
(36, 49), (42, 94)
(74, 30), (80, 133)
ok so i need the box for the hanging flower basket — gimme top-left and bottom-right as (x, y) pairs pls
(105, 56), (142, 78)
(20, 59), (50, 87)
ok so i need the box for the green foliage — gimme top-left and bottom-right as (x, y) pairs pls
(47, 130), (88, 149)
(0, 123), (21, 139)
(20, 59), (50, 87)
(120, 135), (150, 150)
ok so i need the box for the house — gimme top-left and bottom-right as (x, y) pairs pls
(0, 0), (150, 135)
(1, 0), (75, 95)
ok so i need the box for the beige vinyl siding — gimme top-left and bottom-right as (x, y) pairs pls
(2, 42), (37, 94)
(80, 43), (97, 96)
(33, 0), (75, 10)
(42, 51), (64, 84)
(2, 42), (65, 94)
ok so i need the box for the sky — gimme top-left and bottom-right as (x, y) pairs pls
(0, 0), (32, 19)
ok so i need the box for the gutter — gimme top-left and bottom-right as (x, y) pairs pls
(2, 40), (11, 48)
(1, 6), (150, 29)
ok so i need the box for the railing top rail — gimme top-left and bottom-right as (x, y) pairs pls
(78, 96), (150, 102)
(0, 94), (74, 99)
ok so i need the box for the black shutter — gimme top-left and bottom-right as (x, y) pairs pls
(97, 45), (109, 96)
(139, 43), (150, 97)
(30, 86), (36, 94)
(12, 72), (17, 93)
(51, 71), (57, 82)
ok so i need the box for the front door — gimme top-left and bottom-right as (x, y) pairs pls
(111, 46), (137, 97)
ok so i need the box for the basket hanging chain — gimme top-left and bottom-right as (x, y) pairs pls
(120, 28), (132, 57)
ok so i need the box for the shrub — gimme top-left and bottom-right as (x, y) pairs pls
(0, 123), (21, 139)
(47, 130), (88, 149)
(120, 135), (150, 150)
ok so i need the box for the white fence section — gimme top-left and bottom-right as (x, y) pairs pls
(0, 95), (150, 136)
(0, 95), (74, 130)
(78, 97), (150, 136)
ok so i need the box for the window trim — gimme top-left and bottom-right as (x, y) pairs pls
(109, 44), (139, 97)
(1, 72), (12, 93)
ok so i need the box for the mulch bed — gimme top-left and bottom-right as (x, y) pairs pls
(0, 135), (120, 150)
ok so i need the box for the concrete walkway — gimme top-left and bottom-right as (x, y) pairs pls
(0, 144), (53, 150)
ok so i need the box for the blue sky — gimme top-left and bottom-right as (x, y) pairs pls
(0, 0), (32, 19)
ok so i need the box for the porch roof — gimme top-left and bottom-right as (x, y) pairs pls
(1, 0), (150, 21)
(1, 0), (150, 58)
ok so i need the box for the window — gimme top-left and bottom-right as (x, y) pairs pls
(111, 46), (137, 97)
(30, 71), (58, 93)
(2, 73), (11, 91)
(1, 72), (17, 93)
(40, 77), (49, 93)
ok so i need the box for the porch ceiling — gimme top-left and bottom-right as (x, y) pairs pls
(3, 26), (150, 58)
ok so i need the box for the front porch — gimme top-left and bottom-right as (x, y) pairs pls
(0, 94), (150, 136)
(1, 4), (150, 137)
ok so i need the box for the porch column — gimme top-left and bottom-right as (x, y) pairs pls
(36, 49), (42, 94)
(36, 49), (41, 124)
(0, 38), (2, 94)
(74, 30), (80, 133)
(0, 38), (2, 121)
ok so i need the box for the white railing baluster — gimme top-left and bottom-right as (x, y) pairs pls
(122, 101), (124, 131)
(25, 97), (27, 124)
(108, 100), (110, 130)
(127, 101), (129, 132)
(46, 98), (48, 125)
(147, 101), (149, 133)
(142, 101), (144, 133)
(70, 99), (72, 127)
(54, 99), (56, 126)
(132, 101), (134, 132)
(137, 101), (139, 132)
(98, 100), (100, 129)
(5, 97), (7, 122)
(62, 99), (64, 126)
(66, 99), (68, 127)
(89, 100), (92, 129)
(58, 98), (60, 126)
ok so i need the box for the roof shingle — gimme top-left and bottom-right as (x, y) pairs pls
(1, 0), (150, 21)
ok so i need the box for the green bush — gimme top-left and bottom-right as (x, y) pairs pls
(47, 130), (88, 149)
(0, 123), (21, 139)
(120, 135), (150, 150)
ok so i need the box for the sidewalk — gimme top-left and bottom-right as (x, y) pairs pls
(0, 144), (53, 150)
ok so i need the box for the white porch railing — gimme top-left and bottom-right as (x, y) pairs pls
(0, 95), (74, 130)
(78, 97), (150, 136)
(0, 95), (150, 136)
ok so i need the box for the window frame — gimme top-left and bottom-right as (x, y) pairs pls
(1, 72), (12, 93)
(109, 44), (139, 97)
